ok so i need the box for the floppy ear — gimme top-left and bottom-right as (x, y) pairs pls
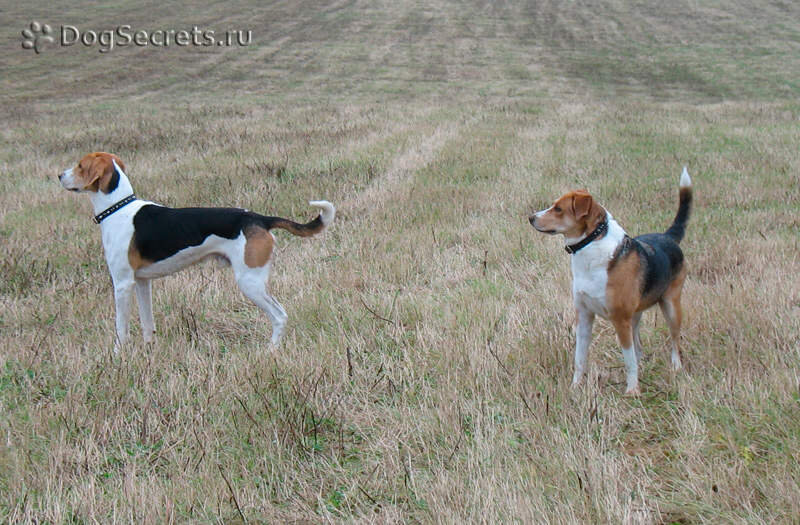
(83, 156), (106, 191)
(87, 156), (120, 194)
(572, 191), (593, 221)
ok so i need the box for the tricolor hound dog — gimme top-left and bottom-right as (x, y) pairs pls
(529, 168), (692, 395)
(59, 152), (335, 351)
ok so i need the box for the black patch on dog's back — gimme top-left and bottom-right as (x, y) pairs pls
(633, 233), (684, 299)
(132, 205), (276, 262)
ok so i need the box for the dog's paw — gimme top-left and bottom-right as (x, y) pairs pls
(624, 385), (641, 396)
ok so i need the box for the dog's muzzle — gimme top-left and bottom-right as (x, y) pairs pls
(529, 215), (556, 234)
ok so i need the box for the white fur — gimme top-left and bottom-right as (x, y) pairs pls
(621, 345), (639, 393)
(570, 213), (626, 320)
(659, 300), (683, 371)
(133, 233), (243, 280)
(62, 158), (328, 351)
(573, 309), (595, 385)
(680, 166), (691, 188)
(566, 213), (643, 392)
(539, 171), (690, 394)
(309, 200), (335, 226)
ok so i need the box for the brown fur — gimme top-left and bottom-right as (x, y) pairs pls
(605, 251), (642, 351)
(532, 183), (691, 394)
(533, 190), (606, 239)
(75, 152), (126, 193)
(570, 190), (606, 235)
(243, 226), (274, 268)
(270, 218), (324, 237)
(128, 241), (153, 270)
(606, 251), (643, 318)
(659, 264), (687, 364)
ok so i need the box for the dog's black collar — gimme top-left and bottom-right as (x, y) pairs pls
(93, 194), (136, 224)
(565, 218), (608, 254)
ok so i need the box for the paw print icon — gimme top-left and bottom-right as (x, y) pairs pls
(22, 22), (55, 54)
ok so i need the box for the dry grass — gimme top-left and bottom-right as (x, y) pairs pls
(1, 1), (799, 523)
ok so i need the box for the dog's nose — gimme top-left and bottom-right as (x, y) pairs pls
(528, 216), (535, 225)
(58, 173), (63, 180)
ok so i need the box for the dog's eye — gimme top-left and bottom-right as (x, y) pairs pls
(554, 206), (562, 213)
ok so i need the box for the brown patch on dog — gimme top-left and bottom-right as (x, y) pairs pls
(128, 241), (152, 270)
(571, 190), (606, 236)
(75, 152), (125, 193)
(533, 190), (607, 238)
(244, 226), (274, 268)
(606, 250), (643, 325)
(128, 240), (153, 270)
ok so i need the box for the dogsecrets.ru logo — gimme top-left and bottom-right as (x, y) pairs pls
(21, 21), (55, 54)
(21, 21), (252, 54)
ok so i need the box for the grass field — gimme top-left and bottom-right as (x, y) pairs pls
(2, 1), (799, 522)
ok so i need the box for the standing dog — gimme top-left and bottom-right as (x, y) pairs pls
(59, 152), (335, 351)
(529, 168), (692, 394)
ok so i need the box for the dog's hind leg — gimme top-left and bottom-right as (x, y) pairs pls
(262, 293), (288, 345)
(235, 266), (288, 346)
(659, 266), (686, 371)
(659, 296), (683, 371)
(632, 311), (643, 362)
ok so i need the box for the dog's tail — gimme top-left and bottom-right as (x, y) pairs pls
(266, 200), (336, 237)
(664, 167), (692, 243)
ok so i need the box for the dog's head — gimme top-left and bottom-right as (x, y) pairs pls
(59, 152), (125, 194)
(529, 190), (606, 239)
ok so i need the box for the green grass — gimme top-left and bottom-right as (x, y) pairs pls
(1, 0), (799, 523)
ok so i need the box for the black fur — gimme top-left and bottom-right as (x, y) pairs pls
(131, 205), (312, 262)
(664, 187), (692, 243)
(633, 233), (684, 299)
(104, 167), (120, 194)
(608, 235), (635, 272)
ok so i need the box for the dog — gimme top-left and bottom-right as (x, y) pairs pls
(59, 152), (335, 351)
(529, 168), (692, 394)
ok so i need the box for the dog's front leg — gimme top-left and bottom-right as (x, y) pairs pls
(135, 279), (156, 344)
(573, 308), (595, 386)
(113, 280), (135, 353)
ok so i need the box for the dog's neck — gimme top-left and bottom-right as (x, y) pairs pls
(566, 212), (626, 258)
(89, 171), (135, 216)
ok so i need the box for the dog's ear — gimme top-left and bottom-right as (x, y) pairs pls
(87, 155), (121, 194)
(83, 156), (105, 191)
(572, 191), (593, 221)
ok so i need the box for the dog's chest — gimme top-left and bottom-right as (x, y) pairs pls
(571, 256), (610, 317)
(569, 219), (626, 318)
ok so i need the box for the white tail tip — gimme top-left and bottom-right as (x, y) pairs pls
(309, 200), (336, 226)
(680, 166), (692, 188)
